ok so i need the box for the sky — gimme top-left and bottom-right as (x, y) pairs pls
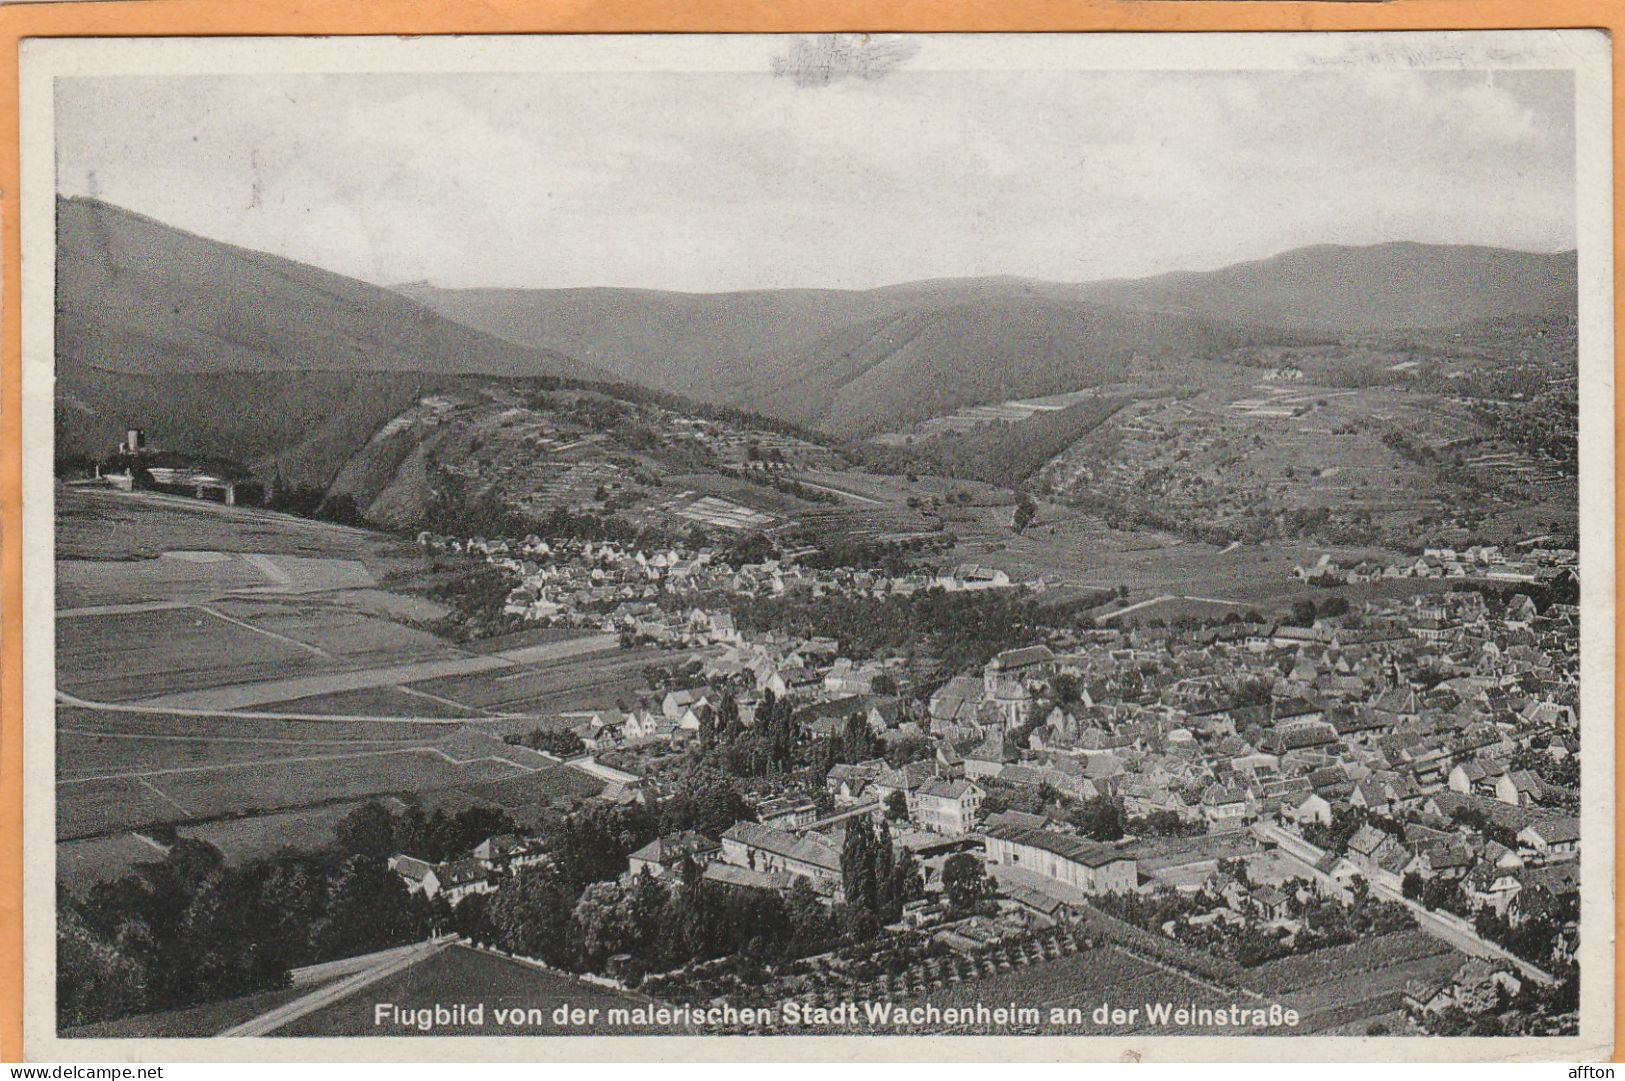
(53, 39), (1577, 292)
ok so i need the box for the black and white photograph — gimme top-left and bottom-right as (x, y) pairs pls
(20, 30), (1615, 1060)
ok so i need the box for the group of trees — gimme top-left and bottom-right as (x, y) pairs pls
(1096, 880), (1415, 969)
(1401, 872), (1474, 918)
(691, 691), (807, 779)
(426, 562), (524, 641)
(59, 769), (774, 1031)
(62, 799), (530, 1029)
(687, 691), (906, 788)
(442, 776), (926, 984)
(332, 801), (519, 866)
(1474, 897), (1577, 969)
(838, 815), (924, 937)
(720, 586), (1068, 685)
(60, 835), (437, 1030)
(508, 725), (587, 758)
(905, 396), (1133, 490)
(263, 478), (363, 526)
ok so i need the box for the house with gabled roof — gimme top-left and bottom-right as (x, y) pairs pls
(721, 821), (843, 896)
(1516, 817), (1579, 862)
(1200, 783), (1249, 832)
(964, 732), (1016, 780)
(389, 854), (493, 907)
(913, 777), (985, 835)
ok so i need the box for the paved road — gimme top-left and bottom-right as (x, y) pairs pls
(56, 600), (195, 619)
(57, 689), (488, 725)
(220, 938), (456, 1037)
(1096, 593), (1251, 622)
(1252, 821), (1555, 985)
(787, 475), (887, 506)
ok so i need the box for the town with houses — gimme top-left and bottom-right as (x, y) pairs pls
(363, 521), (1583, 1036)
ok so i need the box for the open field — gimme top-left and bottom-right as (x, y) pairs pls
(793, 468), (1005, 507)
(56, 830), (169, 888)
(458, 766), (611, 810)
(58, 706), (455, 747)
(55, 705), (544, 844)
(263, 686), (492, 718)
(204, 598), (456, 664)
(274, 945), (675, 1036)
(58, 801), (379, 888)
(57, 744), (532, 841)
(177, 802), (377, 862)
(57, 728), (416, 780)
(59, 553), (275, 608)
(945, 503), (1387, 599)
(404, 644), (675, 715)
(889, 945), (1232, 1034)
(56, 605), (352, 703)
(660, 472), (813, 517)
(57, 487), (419, 571)
(52, 492), (694, 877)
(1038, 375), (1575, 553)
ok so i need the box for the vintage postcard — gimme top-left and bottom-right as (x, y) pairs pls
(16, 30), (1615, 1061)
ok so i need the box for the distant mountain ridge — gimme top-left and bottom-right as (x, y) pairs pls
(1069, 241), (1577, 333)
(55, 196), (604, 483)
(57, 195), (1577, 478)
(404, 240), (1575, 433)
(57, 196), (600, 380)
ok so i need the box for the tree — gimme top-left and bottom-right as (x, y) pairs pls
(884, 789), (909, 821)
(873, 818), (899, 923)
(487, 868), (582, 970)
(871, 671), (899, 697)
(333, 801), (398, 862)
(57, 906), (147, 1028)
(1290, 599), (1317, 626)
(311, 856), (430, 961)
(838, 713), (880, 765)
(784, 877), (836, 957)
(1013, 494), (1037, 535)
(941, 852), (992, 915)
(890, 847), (924, 914)
(662, 857), (713, 964)
(659, 770), (754, 839)
(515, 727), (586, 758)
(1071, 797), (1126, 842)
(840, 816), (880, 928)
(574, 880), (637, 969)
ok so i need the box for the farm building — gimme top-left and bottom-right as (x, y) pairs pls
(981, 824), (1137, 895)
